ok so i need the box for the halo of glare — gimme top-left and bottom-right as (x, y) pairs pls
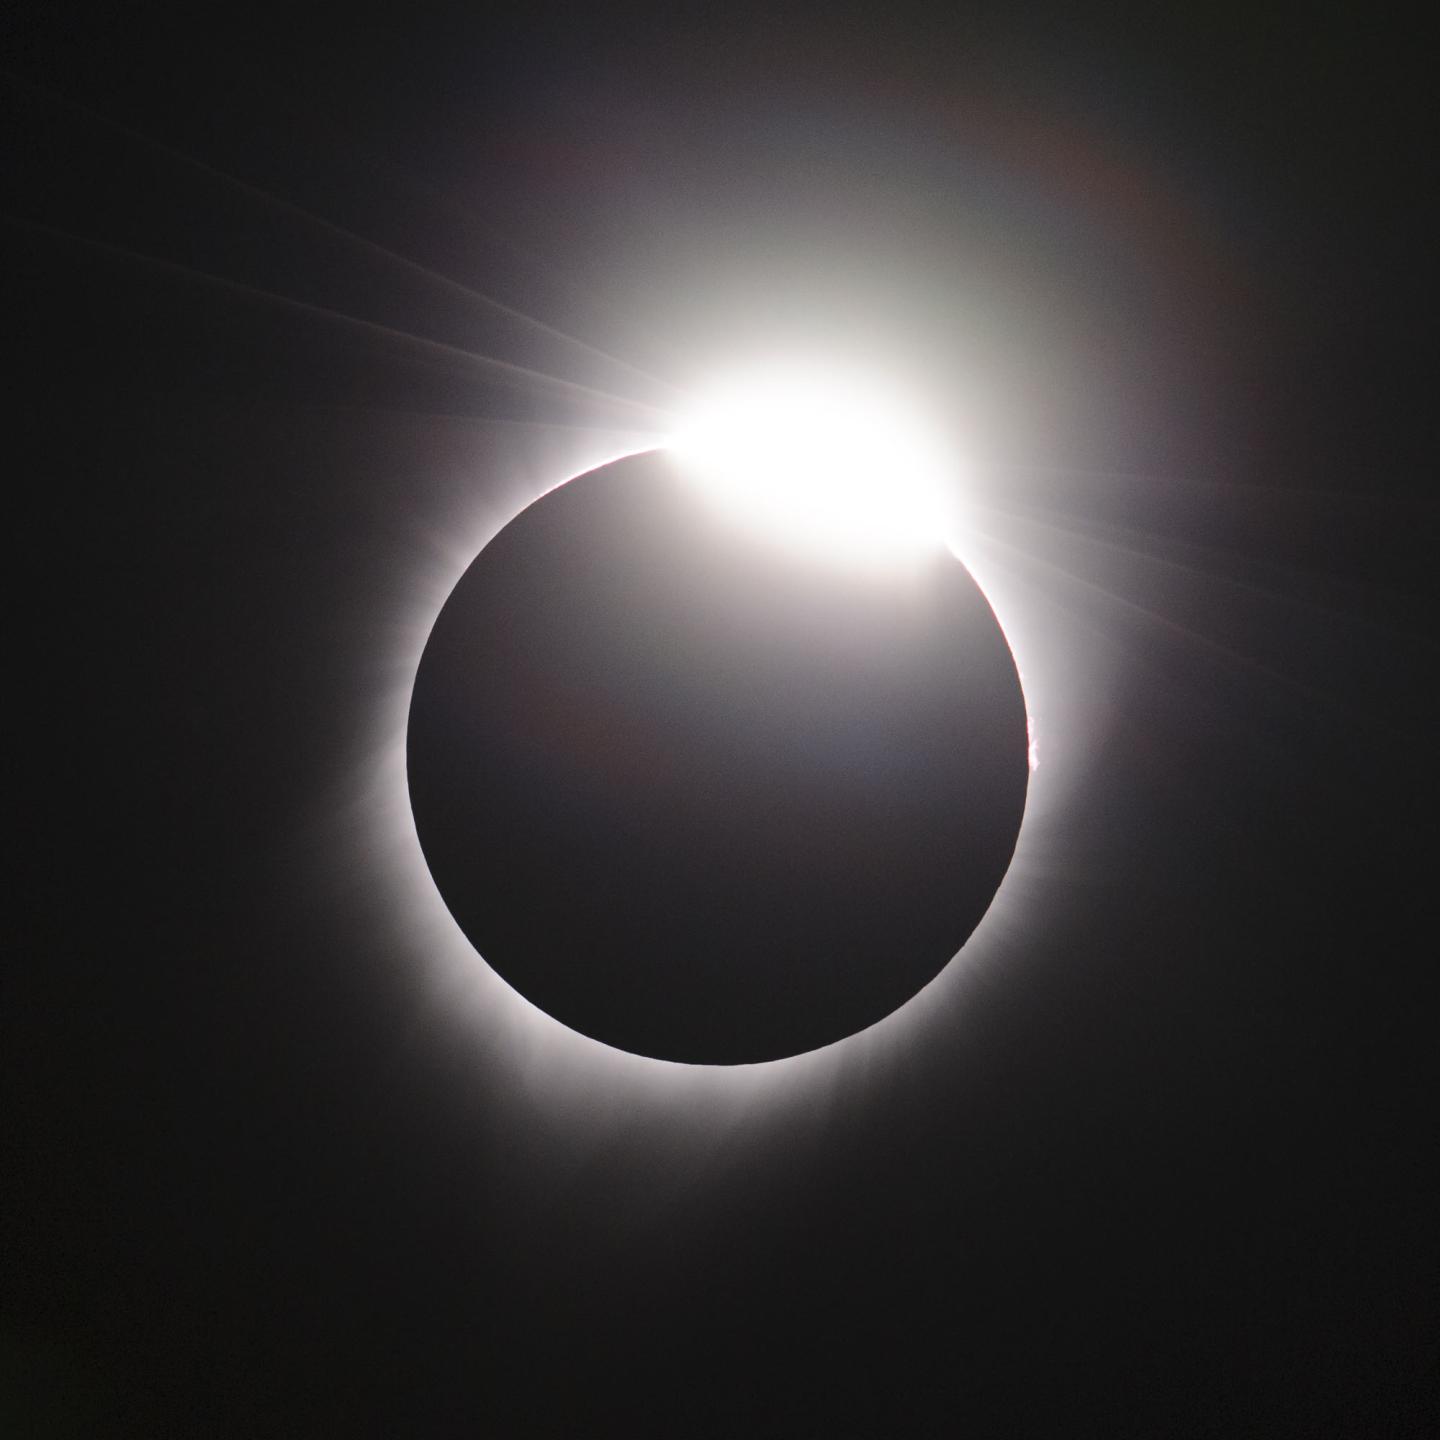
(668, 364), (958, 569)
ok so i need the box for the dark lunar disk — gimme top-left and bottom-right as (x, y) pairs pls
(407, 449), (1029, 1063)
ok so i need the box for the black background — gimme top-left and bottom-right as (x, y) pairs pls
(5, 3), (1436, 1434)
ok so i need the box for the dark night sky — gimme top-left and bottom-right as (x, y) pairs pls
(5, 3), (1437, 1435)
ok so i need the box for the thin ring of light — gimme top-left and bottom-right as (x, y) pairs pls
(324, 373), (1079, 1145)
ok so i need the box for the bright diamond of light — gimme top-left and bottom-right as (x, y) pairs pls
(668, 363), (957, 570)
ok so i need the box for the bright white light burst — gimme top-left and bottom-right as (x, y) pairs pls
(669, 364), (958, 569)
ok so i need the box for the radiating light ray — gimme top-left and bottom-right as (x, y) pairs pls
(7, 215), (677, 422)
(963, 488), (1424, 661)
(959, 512), (1343, 714)
(277, 401), (678, 435)
(4, 67), (682, 406)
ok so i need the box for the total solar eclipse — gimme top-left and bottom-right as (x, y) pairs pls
(408, 410), (1029, 1064)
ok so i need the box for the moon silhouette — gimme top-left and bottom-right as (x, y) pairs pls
(407, 448), (1028, 1063)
